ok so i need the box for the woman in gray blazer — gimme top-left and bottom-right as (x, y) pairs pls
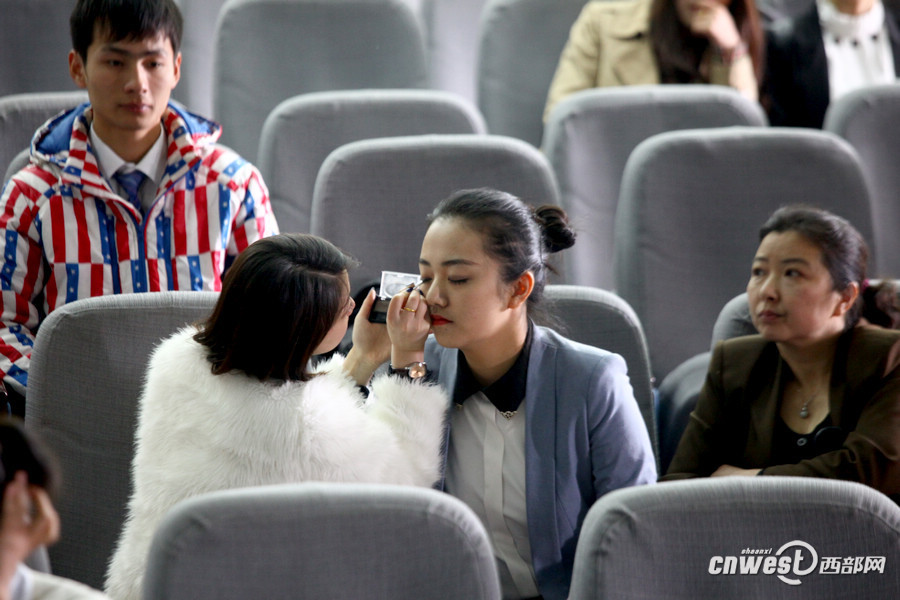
(389, 188), (657, 600)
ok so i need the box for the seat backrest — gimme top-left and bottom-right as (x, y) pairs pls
(213, 0), (428, 162)
(311, 134), (559, 294)
(477, 0), (587, 147)
(3, 148), (30, 185)
(711, 292), (755, 345)
(824, 83), (900, 279)
(143, 482), (501, 600)
(0, 1), (78, 96)
(543, 85), (767, 289)
(569, 477), (900, 599)
(173, 0), (230, 117)
(25, 291), (218, 589)
(420, 0), (489, 104)
(614, 127), (874, 382)
(0, 91), (89, 183)
(545, 284), (658, 464)
(257, 89), (486, 234)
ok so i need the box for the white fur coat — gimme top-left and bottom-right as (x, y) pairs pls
(104, 327), (448, 600)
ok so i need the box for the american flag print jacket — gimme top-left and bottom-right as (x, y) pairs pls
(0, 102), (278, 390)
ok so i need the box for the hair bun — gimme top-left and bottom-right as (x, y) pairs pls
(534, 205), (576, 254)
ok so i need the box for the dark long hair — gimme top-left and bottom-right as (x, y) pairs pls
(426, 188), (576, 324)
(649, 0), (764, 86)
(759, 205), (899, 329)
(193, 234), (356, 382)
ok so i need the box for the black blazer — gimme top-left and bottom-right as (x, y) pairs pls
(765, 1), (900, 128)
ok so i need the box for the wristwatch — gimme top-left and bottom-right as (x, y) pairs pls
(389, 361), (428, 380)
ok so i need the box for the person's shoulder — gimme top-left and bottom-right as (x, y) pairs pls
(146, 325), (207, 379)
(581, 0), (651, 33)
(31, 569), (110, 599)
(534, 326), (626, 373)
(714, 334), (775, 372)
(847, 326), (900, 370)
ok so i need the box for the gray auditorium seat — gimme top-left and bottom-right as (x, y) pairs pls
(257, 89), (486, 234)
(143, 482), (501, 600)
(0, 1), (78, 96)
(824, 83), (900, 280)
(569, 477), (900, 599)
(477, 0), (588, 146)
(172, 0), (229, 117)
(26, 291), (218, 589)
(0, 91), (88, 183)
(615, 127), (875, 383)
(543, 85), (767, 290)
(545, 284), (658, 464)
(311, 134), (559, 295)
(420, 0), (489, 105)
(213, 0), (428, 162)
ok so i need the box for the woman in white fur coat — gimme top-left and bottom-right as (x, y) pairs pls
(104, 234), (448, 600)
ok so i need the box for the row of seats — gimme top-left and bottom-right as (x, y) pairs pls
(24, 285), (656, 589)
(0, 0), (824, 156)
(139, 477), (900, 599)
(3, 83), (898, 387)
(29, 284), (900, 595)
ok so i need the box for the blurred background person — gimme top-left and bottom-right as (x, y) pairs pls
(545, 0), (764, 118)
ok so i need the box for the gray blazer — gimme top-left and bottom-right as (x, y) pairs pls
(426, 325), (657, 600)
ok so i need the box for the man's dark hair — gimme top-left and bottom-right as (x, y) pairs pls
(70, 0), (183, 59)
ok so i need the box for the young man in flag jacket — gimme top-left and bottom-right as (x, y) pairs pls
(0, 0), (278, 412)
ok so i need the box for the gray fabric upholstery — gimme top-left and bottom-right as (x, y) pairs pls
(3, 148), (30, 186)
(711, 292), (755, 344)
(614, 127), (875, 382)
(569, 477), (900, 599)
(658, 293), (752, 473)
(0, 91), (89, 184)
(477, 0), (588, 147)
(143, 482), (502, 600)
(0, 1), (78, 96)
(311, 134), (559, 294)
(420, 0), (488, 104)
(25, 291), (218, 589)
(543, 85), (767, 289)
(824, 83), (900, 279)
(257, 89), (486, 234)
(172, 0), (229, 117)
(213, 0), (428, 163)
(656, 351), (710, 474)
(545, 284), (658, 465)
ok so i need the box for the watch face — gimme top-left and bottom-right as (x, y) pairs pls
(407, 362), (427, 379)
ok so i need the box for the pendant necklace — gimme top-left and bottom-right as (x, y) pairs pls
(799, 388), (819, 419)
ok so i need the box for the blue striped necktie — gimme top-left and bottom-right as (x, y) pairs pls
(114, 169), (146, 214)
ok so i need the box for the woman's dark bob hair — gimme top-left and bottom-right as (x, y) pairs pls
(194, 234), (356, 382)
(759, 205), (898, 329)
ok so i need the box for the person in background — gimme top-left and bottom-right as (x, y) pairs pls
(0, 417), (109, 599)
(544, 0), (764, 118)
(0, 0), (277, 414)
(765, 0), (900, 127)
(664, 205), (900, 505)
(389, 188), (656, 600)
